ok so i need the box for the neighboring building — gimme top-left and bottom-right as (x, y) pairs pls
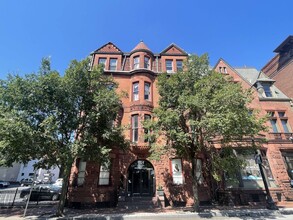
(215, 59), (293, 204)
(0, 160), (60, 183)
(262, 35), (293, 99)
(67, 41), (293, 208)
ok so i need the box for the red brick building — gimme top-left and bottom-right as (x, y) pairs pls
(67, 41), (293, 208)
(262, 36), (293, 99)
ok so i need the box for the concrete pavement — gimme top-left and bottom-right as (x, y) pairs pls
(1, 205), (293, 220)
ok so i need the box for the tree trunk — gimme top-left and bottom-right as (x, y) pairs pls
(191, 158), (200, 212)
(55, 161), (72, 217)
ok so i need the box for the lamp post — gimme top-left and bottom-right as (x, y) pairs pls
(254, 150), (278, 210)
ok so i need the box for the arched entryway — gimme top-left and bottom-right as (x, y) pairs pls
(127, 160), (155, 197)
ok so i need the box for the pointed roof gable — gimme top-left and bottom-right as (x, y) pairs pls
(93, 42), (122, 54)
(131, 41), (151, 52)
(213, 58), (252, 89)
(160, 43), (188, 56)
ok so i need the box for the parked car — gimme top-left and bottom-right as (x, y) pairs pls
(53, 178), (63, 186)
(20, 178), (41, 186)
(0, 180), (10, 188)
(20, 184), (61, 201)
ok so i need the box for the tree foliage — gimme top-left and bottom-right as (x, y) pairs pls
(0, 58), (128, 216)
(147, 54), (267, 211)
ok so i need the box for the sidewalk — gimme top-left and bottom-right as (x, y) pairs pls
(1, 205), (293, 220)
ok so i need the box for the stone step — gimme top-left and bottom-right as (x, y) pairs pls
(117, 196), (159, 209)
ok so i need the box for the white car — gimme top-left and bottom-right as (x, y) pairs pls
(0, 180), (10, 188)
(53, 178), (63, 186)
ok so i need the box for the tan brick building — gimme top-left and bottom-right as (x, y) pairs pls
(67, 41), (293, 208)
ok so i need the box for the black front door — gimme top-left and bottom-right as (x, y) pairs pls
(128, 160), (154, 196)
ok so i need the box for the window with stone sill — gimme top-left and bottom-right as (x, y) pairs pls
(171, 158), (183, 184)
(144, 82), (151, 101)
(98, 161), (111, 186)
(132, 82), (139, 101)
(131, 114), (139, 143)
(268, 111), (291, 134)
(77, 159), (87, 186)
(144, 114), (151, 143)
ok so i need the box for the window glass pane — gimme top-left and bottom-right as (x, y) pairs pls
(166, 60), (173, 71)
(262, 83), (272, 97)
(171, 159), (183, 184)
(78, 161), (86, 186)
(270, 119), (279, 133)
(109, 58), (117, 70)
(99, 162), (110, 185)
(134, 56), (139, 69)
(281, 119), (290, 133)
(278, 112), (285, 117)
(176, 60), (183, 71)
(98, 58), (106, 69)
(132, 115), (138, 142)
(133, 82), (139, 101)
(144, 57), (150, 69)
(144, 82), (150, 100)
(144, 114), (151, 142)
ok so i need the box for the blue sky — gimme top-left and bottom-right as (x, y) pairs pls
(0, 0), (292, 79)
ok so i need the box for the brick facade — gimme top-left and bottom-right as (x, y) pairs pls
(67, 41), (293, 208)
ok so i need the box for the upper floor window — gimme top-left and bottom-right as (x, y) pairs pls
(219, 66), (227, 74)
(133, 56), (139, 69)
(270, 119), (279, 133)
(144, 82), (150, 100)
(98, 58), (107, 69)
(144, 114), (151, 143)
(262, 83), (273, 97)
(268, 111), (291, 133)
(109, 58), (117, 71)
(133, 82), (139, 101)
(166, 60), (173, 72)
(176, 60), (183, 71)
(132, 115), (139, 143)
(144, 57), (150, 69)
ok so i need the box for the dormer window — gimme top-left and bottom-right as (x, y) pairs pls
(109, 58), (117, 71)
(98, 58), (106, 69)
(166, 60), (173, 73)
(133, 56), (140, 69)
(176, 60), (183, 71)
(144, 57), (150, 69)
(262, 83), (273, 97)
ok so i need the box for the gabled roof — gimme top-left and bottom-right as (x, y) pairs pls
(274, 35), (293, 53)
(93, 42), (122, 54)
(214, 58), (253, 88)
(160, 43), (188, 56)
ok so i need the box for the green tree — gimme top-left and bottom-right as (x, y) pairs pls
(0, 58), (128, 216)
(147, 54), (266, 211)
